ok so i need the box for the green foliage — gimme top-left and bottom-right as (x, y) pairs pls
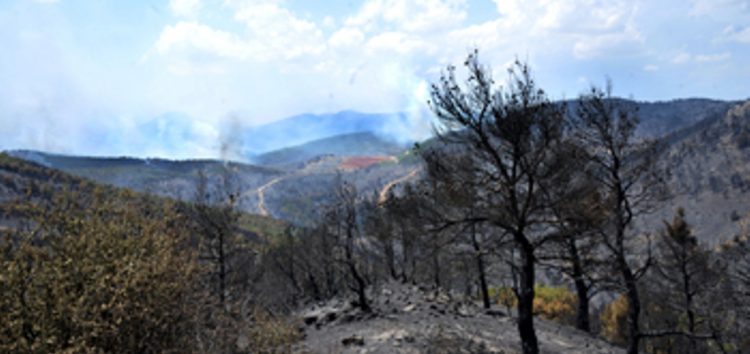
(244, 308), (302, 352)
(237, 213), (289, 242)
(0, 188), (203, 353)
(533, 285), (577, 324)
(490, 287), (517, 310)
(600, 294), (629, 345)
(490, 285), (577, 325)
(1, 154), (306, 353)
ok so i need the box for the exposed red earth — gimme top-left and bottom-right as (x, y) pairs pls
(339, 156), (396, 170)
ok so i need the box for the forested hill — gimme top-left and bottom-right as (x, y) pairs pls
(642, 100), (750, 244)
(0, 152), (288, 240)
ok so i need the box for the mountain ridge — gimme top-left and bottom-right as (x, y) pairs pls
(241, 110), (413, 155)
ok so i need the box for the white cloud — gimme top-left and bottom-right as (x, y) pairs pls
(154, 21), (252, 61)
(135, 0), (750, 157)
(690, 0), (749, 17)
(329, 27), (365, 49)
(695, 52), (731, 62)
(153, 0), (326, 70)
(6, 0), (750, 159)
(365, 31), (430, 55)
(672, 52), (692, 64)
(153, 0), (646, 79)
(489, 0), (643, 59)
(723, 25), (750, 43)
(345, 0), (467, 33)
(572, 27), (642, 59)
(228, 0), (325, 59)
(671, 51), (731, 64)
(494, 0), (635, 33)
(169, 0), (201, 17)
(322, 16), (336, 29)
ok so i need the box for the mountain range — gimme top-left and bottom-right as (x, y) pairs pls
(240, 110), (412, 156)
(5, 98), (750, 243)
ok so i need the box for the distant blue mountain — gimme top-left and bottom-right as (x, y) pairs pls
(254, 131), (408, 167)
(241, 110), (410, 155)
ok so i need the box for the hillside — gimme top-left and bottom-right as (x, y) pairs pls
(641, 100), (750, 244)
(254, 131), (407, 167)
(0, 152), (91, 230)
(7, 150), (283, 202)
(7, 99), (745, 234)
(6, 144), (419, 225)
(628, 98), (734, 137)
(242, 111), (411, 155)
(4, 98), (750, 352)
(0, 150), (625, 353)
(295, 281), (623, 354)
(0, 152), (288, 241)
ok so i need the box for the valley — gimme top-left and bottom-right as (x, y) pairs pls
(5, 3), (750, 352)
(4, 98), (750, 354)
(8, 99), (747, 243)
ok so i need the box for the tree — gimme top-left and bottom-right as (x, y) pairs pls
(574, 84), (666, 354)
(322, 175), (372, 312)
(656, 209), (710, 336)
(722, 232), (750, 352)
(541, 175), (608, 333)
(367, 197), (400, 280)
(380, 182), (427, 284)
(190, 168), (243, 306)
(427, 51), (570, 354)
(417, 156), (496, 308)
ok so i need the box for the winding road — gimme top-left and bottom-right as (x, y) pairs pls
(254, 177), (284, 217)
(239, 157), (335, 217)
(237, 157), (420, 217)
(378, 168), (420, 204)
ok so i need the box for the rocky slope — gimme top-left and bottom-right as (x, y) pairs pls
(295, 282), (623, 354)
(642, 100), (750, 244)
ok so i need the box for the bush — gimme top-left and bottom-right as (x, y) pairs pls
(600, 294), (629, 345)
(243, 308), (302, 352)
(0, 189), (203, 353)
(490, 285), (576, 325)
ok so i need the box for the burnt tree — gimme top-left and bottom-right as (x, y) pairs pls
(574, 84), (666, 354)
(427, 51), (571, 354)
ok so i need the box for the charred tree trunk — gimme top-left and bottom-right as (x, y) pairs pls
(306, 273), (322, 301)
(348, 260), (371, 313)
(568, 239), (591, 332)
(477, 252), (491, 309)
(517, 240), (539, 354)
(218, 231), (226, 305)
(385, 239), (398, 280)
(573, 275), (590, 332)
(681, 259), (696, 351)
(619, 250), (641, 354)
(345, 209), (370, 312)
(432, 249), (441, 289)
(471, 226), (491, 309)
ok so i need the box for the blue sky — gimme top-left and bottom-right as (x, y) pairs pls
(1, 0), (749, 159)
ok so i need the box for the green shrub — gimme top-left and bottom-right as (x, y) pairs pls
(489, 285), (576, 325)
(0, 189), (202, 353)
(600, 294), (629, 345)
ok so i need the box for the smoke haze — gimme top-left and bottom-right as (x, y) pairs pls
(1, 0), (748, 159)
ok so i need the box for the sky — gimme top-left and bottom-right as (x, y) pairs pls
(1, 0), (749, 159)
